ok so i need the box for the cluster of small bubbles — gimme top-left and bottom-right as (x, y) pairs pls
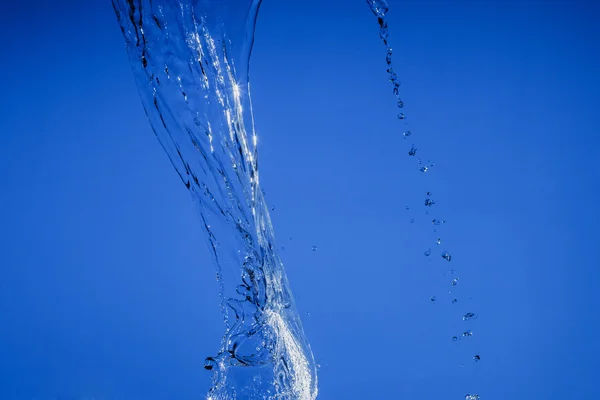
(408, 145), (417, 156)
(452, 298), (458, 304)
(403, 130), (411, 138)
(311, 245), (318, 252)
(465, 395), (480, 400)
(442, 251), (452, 262)
(430, 296), (436, 302)
(424, 198), (435, 207)
(473, 354), (481, 362)
(451, 277), (460, 286)
(462, 330), (473, 337)
(463, 312), (478, 321)
(424, 249), (431, 257)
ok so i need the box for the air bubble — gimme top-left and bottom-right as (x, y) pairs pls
(436, 238), (442, 245)
(473, 354), (481, 362)
(452, 336), (458, 342)
(451, 277), (459, 286)
(397, 113), (405, 120)
(311, 246), (317, 252)
(442, 251), (452, 262)
(452, 298), (458, 304)
(424, 198), (435, 207)
(408, 146), (417, 156)
(430, 296), (436, 302)
(419, 166), (428, 172)
(424, 249), (431, 257)
(403, 131), (411, 138)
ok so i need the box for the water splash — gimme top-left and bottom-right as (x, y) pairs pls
(112, 1), (317, 398)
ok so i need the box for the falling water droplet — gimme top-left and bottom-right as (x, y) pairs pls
(463, 312), (478, 321)
(424, 198), (435, 207)
(409, 218), (415, 223)
(473, 354), (481, 362)
(451, 277), (459, 286)
(408, 145), (417, 156)
(405, 205), (410, 210)
(436, 238), (442, 245)
(306, 312), (311, 318)
(419, 166), (428, 172)
(426, 191), (432, 196)
(311, 246), (318, 252)
(397, 113), (405, 120)
(452, 336), (458, 342)
(403, 130), (411, 138)
(424, 249), (431, 257)
(397, 99), (404, 108)
(430, 296), (436, 302)
(442, 251), (452, 262)
(432, 219), (442, 226)
(452, 298), (458, 304)
(462, 330), (473, 337)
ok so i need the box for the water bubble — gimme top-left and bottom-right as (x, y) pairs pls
(462, 330), (473, 337)
(452, 298), (458, 304)
(452, 336), (458, 342)
(426, 191), (432, 196)
(430, 296), (436, 302)
(473, 354), (481, 362)
(397, 99), (404, 108)
(311, 246), (318, 252)
(442, 251), (452, 262)
(463, 312), (478, 321)
(465, 395), (480, 400)
(409, 218), (415, 223)
(271, 206), (275, 211)
(405, 205), (410, 210)
(408, 145), (417, 156)
(424, 249), (431, 257)
(436, 238), (442, 245)
(424, 198), (435, 207)
(419, 166), (428, 172)
(306, 312), (311, 318)
(403, 130), (411, 138)
(451, 277), (459, 286)
(432, 219), (442, 226)
(397, 113), (406, 120)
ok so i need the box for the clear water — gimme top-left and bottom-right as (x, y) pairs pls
(112, 1), (317, 398)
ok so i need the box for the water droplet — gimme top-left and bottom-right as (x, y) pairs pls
(409, 218), (415, 223)
(460, 364), (465, 368)
(204, 357), (217, 370)
(306, 312), (311, 318)
(463, 312), (478, 321)
(403, 130), (411, 138)
(419, 166), (428, 172)
(405, 205), (410, 210)
(408, 145), (417, 156)
(424, 249), (431, 257)
(312, 246), (318, 252)
(436, 238), (442, 245)
(397, 99), (404, 108)
(424, 198), (435, 207)
(426, 191), (432, 196)
(473, 354), (481, 362)
(452, 336), (458, 342)
(432, 219), (442, 226)
(442, 251), (452, 262)
(430, 296), (436, 302)
(462, 330), (473, 337)
(452, 298), (458, 304)
(271, 207), (275, 211)
(451, 277), (459, 286)
(397, 113), (405, 120)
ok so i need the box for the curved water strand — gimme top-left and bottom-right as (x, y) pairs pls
(112, 1), (317, 398)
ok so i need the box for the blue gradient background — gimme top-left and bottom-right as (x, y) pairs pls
(1, 0), (599, 399)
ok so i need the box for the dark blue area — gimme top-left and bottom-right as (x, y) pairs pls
(1, 0), (599, 399)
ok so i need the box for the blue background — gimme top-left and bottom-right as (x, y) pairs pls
(1, 0), (599, 399)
